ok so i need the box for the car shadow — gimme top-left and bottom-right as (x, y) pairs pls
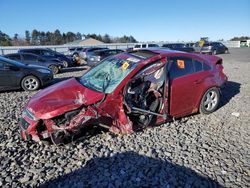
(40, 151), (224, 188)
(218, 81), (241, 109)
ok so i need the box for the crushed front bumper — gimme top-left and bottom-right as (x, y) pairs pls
(19, 116), (43, 142)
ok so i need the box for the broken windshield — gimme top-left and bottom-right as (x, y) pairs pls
(79, 56), (139, 93)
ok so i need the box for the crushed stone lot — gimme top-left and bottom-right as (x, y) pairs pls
(0, 48), (250, 187)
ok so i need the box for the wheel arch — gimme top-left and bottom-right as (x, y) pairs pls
(195, 85), (221, 112)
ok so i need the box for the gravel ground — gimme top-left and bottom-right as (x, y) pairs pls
(0, 48), (249, 188)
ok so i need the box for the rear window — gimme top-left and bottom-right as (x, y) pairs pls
(6, 54), (21, 61)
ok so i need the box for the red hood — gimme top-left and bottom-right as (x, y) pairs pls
(27, 78), (104, 119)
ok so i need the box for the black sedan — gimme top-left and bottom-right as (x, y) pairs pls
(162, 43), (195, 52)
(0, 56), (53, 91)
(18, 48), (74, 67)
(4, 53), (64, 74)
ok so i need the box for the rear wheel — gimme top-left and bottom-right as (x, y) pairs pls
(49, 65), (59, 74)
(21, 76), (40, 91)
(62, 61), (68, 68)
(199, 87), (220, 114)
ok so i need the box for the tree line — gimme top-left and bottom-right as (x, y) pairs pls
(0, 30), (137, 46)
(230, 36), (250, 41)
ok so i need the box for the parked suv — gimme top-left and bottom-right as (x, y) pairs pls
(194, 42), (229, 55)
(18, 48), (74, 67)
(4, 53), (64, 74)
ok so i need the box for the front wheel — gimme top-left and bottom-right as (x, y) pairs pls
(212, 49), (217, 55)
(21, 75), (40, 91)
(199, 87), (220, 114)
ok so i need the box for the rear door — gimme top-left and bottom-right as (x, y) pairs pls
(168, 56), (206, 117)
(0, 61), (20, 88)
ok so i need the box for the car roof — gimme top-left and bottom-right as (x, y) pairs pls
(5, 52), (42, 57)
(142, 48), (186, 54)
(129, 48), (219, 63)
(20, 48), (56, 51)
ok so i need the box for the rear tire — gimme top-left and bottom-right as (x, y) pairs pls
(62, 61), (68, 68)
(49, 65), (59, 74)
(199, 87), (220, 114)
(21, 75), (40, 91)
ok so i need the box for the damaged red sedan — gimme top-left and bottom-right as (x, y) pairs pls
(19, 49), (227, 143)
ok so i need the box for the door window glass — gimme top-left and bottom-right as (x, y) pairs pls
(7, 54), (21, 61)
(22, 54), (38, 61)
(193, 60), (203, 72)
(41, 50), (54, 56)
(169, 57), (194, 79)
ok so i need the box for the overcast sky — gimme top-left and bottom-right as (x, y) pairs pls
(0, 0), (249, 42)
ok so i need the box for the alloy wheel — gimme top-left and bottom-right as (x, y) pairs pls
(23, 77), (39, 91)
(204, 90), (218, 111)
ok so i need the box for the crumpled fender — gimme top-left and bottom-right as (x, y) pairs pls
(51, 94), (134, 135)
(109, 94), (133, 134)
